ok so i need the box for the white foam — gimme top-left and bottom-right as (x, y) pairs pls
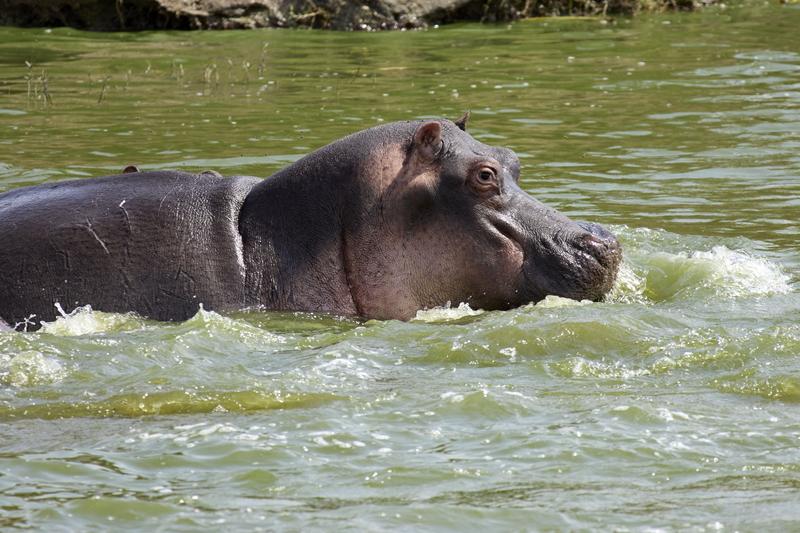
(607, 262), (648, 304)
(0, 350), (66, 387)
(413, 302), (483, 322)
(39, 304), (143, 336)
(182, 305), (287, 345)
(535, 295), (592, 308)
(647, 245), (791, 300)
(692, 246), (791, 295)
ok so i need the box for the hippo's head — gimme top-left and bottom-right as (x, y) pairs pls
(345, 116), (621, 319)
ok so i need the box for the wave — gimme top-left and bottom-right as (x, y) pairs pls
(0, 389), (341, 420)
(609, 226), (792, 303)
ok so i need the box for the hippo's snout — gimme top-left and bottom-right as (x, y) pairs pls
(569, 221), (622, 299)
(523, 218), (622, 303)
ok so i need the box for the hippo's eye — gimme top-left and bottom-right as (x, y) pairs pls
(469, 165), (500, 197)
(478, 168), (496, 183)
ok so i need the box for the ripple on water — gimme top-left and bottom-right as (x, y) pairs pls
(714, 369), (800, 403)
(0, 389), (342, 420)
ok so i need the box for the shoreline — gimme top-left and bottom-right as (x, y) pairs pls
(0, 0), (714, 32)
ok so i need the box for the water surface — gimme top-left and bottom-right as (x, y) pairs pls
(1, 3), (800, 529)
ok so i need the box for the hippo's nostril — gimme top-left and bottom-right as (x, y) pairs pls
(575, 222), (619, 251)
(582, 233), (609, 253)
(577, 221), (615, 241)
(576, 231), (621, 268)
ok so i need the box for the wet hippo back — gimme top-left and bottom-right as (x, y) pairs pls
(0, 171), (259, 327)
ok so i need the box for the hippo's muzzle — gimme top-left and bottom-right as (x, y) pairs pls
(522, 219), (622, 303)
(576, 222), (622, 273)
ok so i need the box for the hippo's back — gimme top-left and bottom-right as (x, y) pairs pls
(0, 171), (260, 328)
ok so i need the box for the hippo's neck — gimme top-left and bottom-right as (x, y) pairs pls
(238, 144), (361, 315)
(238, 121), (420, 315)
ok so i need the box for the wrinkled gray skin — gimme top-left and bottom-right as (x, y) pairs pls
(0, 117), (621, 330)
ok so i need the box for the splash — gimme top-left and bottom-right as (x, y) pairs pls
(0, 350), (66, 387)
(644, 246), (791, 301)
(39, 304), (145, 336)
(180, 305), (287, 345)
(534, 295), (592, 308)
(610, 226), (793, 303)
(184, 304), (245, 328)
(413, 302), (483, 322)
(607, 262), (648, 304)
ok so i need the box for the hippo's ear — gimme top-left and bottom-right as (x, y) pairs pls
(413, 121), (443, 161)
(453, 111), (470, 131)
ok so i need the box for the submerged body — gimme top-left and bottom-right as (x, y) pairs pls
(0, 118), (621, 330)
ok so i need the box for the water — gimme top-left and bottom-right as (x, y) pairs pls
(2, 2), (800, 529)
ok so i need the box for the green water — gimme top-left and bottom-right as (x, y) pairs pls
(2, 2), (800, 529)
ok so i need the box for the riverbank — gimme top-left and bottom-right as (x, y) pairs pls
(0, 0), (714, 31)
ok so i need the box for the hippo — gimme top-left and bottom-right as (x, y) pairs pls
(0, 116), (620, 331)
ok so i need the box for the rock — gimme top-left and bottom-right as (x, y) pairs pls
(0, 0), (708, 31)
